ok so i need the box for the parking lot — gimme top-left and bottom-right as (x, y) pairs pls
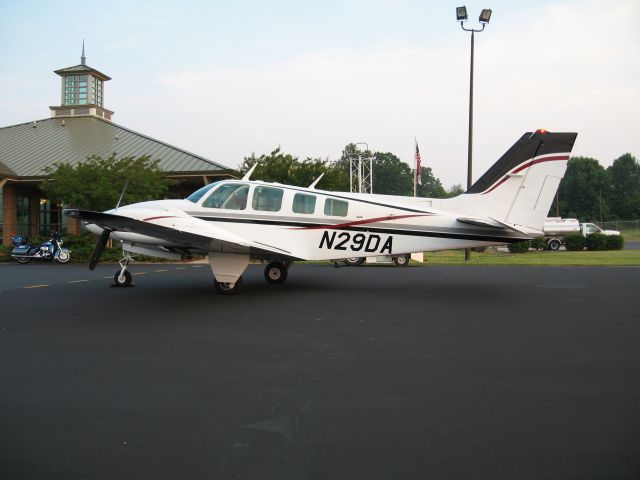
(1, 262), (639, 479)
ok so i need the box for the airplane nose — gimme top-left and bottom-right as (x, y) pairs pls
(85, 223), (103, 235)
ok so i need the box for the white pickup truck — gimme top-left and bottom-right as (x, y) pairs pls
(542, 217), (620, 250)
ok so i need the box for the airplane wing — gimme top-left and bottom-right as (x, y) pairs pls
(64, 209), (299, 259)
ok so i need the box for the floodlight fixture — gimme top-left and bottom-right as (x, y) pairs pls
(456, 6), (468, 22)
(479, 9), (492, 24)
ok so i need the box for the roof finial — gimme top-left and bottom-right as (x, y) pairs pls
(81, 40), (86, 65)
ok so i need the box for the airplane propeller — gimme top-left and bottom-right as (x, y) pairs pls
(89, 228), (112, 271)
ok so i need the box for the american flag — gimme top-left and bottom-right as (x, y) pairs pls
(415, 140), (422, 186)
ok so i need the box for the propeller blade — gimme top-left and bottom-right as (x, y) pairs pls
(89, 229), (111, 271)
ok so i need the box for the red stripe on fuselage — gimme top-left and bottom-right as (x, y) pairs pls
(143, 215), (178, 221)
(482, 155), (569, 195)
(292, 214), (430, 230)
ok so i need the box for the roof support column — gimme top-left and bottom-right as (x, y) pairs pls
(2, 182), (17, 246)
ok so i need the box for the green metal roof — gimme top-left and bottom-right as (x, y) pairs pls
(54, 63), (112, 81)
(0, 116), (233, 179)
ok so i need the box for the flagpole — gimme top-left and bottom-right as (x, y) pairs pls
(413, 137), (418, 197)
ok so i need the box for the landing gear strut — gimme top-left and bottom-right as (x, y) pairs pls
(113, 251), (133, 287)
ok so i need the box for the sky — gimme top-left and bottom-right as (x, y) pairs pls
(1, 0), (638, 189)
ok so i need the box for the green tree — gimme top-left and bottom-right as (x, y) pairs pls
(444, 183), (465, 198)
(371, 151), (413, 195)
(238, 148), (347, 191)
(416, 167), (447, 198)
(607, 153), (640, 219)
(338, 144), (413, 195)
(41, 154), (171, 212)
(558, 156), (608, 221)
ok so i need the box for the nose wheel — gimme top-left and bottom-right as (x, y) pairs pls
(112, 251), (134, 287)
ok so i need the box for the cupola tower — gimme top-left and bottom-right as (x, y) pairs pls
(49, 42), (114, 120)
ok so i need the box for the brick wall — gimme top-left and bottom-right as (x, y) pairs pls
(2, 183), (17, 245)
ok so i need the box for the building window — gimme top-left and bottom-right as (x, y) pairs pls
(92, 77), (103, 107)
(0, 186), (3, 242)
(16, 196), (31, 236)
(63, 74), (90, 106)
(39, 199), (60, 236)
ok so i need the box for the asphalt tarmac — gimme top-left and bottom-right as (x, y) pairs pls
(1, 262), (639, 479)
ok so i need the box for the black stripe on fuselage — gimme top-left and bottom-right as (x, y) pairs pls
(194, 216), (528, 243)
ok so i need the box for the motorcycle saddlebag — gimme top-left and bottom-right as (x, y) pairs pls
(11, 245), (31, 255)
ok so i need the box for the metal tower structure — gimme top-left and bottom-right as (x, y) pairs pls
(349, 143), (374, 194)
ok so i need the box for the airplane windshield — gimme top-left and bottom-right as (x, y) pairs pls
(186, 182), (220, 203)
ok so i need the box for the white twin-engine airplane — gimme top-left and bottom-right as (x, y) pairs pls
(64, 130), (577, 293)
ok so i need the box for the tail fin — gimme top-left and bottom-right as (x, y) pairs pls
(461, 130), (577, 231)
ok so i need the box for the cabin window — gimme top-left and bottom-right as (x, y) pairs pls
(292, 193), (316, 214)
(324, 198), (348, 217)
(202, 183), (249, 210)
(252, 186), (284, 212)
(186, 182), (219, 203)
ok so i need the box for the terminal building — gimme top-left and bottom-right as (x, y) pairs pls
(0, 47), (233, 244)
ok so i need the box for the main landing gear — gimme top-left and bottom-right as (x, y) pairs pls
(214, 261), (290, 294)
(112, 251), (133, 287)
(264, 262), (288, 284)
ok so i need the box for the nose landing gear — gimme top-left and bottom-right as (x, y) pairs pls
(112, 251), (134, 287)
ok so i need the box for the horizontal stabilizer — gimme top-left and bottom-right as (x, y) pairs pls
(488, 217), (542, 236)
(457, 217), (504, 229)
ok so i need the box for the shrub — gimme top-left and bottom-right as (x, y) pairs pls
(530, 237), (546, 250)
(508, 241), (530, 253)
(585, 233), (608, 251)
(0, 244), (13, 262)
(605, 234), (624, 250)
(564, 233), (585, 251)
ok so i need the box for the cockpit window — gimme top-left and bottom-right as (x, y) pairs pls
(186, 182), (219, 203)
(202, 183), (249, 210)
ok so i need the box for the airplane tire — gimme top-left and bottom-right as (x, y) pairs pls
(548, 239), (561, 251)
(343, 257), (365, 266)
(393, 254), (410, 266)
(113, 269), (133, 287)
(215, 276), (243, 294)
(264, 262), (288, 284)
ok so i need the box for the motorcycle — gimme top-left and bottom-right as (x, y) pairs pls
(11, 231), (71, 264)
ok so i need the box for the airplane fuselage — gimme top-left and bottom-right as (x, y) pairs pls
(89, 180), (527, 262)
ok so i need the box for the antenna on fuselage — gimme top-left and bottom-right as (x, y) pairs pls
(308, 173), (324, 189)
(115, 178), (130, 210)
(242, 163), (258, 181)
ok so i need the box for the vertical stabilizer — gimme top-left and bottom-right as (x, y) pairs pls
(453, 131), (577, 231)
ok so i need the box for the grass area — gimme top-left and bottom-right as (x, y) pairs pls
(420, 248), (640, 266)
(620, 230), (640, 241)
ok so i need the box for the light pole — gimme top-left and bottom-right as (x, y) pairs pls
(457, 6), (491, 261)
